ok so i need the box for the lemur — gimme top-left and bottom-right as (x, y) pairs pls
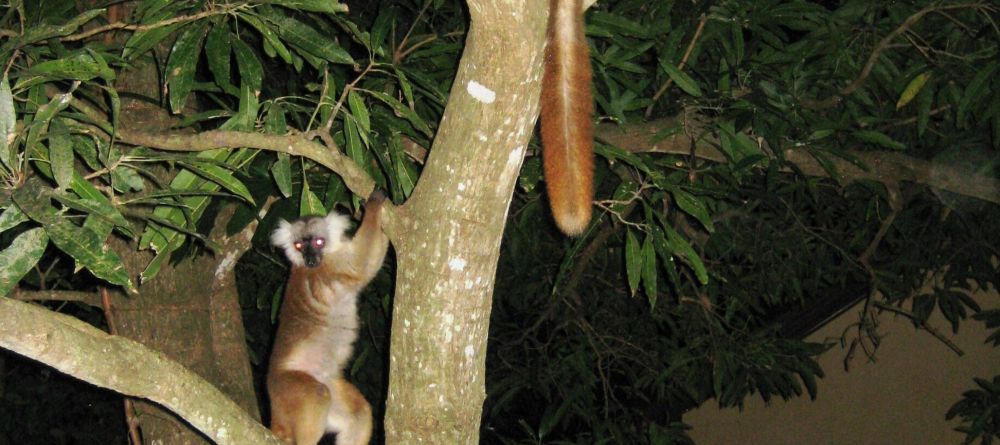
(267, 191), (388, 445)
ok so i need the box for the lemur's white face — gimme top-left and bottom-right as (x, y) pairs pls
(271, 213), (350, 268)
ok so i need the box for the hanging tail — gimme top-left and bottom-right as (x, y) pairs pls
(540, 0), (593, 236)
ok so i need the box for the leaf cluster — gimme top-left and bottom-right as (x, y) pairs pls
(489, 0), (999, 443)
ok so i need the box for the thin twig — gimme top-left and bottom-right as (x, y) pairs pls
(646, 13), (708, 118)
(61, 7), (244, 42)
(393, 1), (433, 65)
(874, 302), (965, 356)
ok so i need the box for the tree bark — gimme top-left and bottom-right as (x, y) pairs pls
(0, 297), (280, 445)
(108, 214), (262, 444)
(381, 1), (546, 442)
(103, 54), (260, 444)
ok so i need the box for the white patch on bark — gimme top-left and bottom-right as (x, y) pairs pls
(214, 251), (238, 279)
(465, 345), (475, 357)
(506, 145), (525, 175)
(448, 257), (466, 271)
(458, 182), (466, 191)
(467, 80), (496, 103)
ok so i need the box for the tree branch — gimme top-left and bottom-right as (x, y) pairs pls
(0, 297), (282, 445)
(595, 117), (1000, 204)
(8, 288), (105, 306)
(61, 6), (249, 43)
(116, 129), (376, 198)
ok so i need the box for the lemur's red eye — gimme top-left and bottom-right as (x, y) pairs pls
(293, 241), (304, 251)
(313, 238), (325, 248)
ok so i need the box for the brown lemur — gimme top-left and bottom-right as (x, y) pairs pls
(267, 191), (388, 445)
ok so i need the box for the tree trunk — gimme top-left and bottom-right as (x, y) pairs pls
(111, 234), (260, 444)
(382, 1), (546, 442)
(108, 57), (260, 444)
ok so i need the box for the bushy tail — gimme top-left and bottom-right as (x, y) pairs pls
(540, 0), (593, 236)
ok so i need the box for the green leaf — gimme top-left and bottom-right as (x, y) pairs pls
(0, 9), (104, 59)
(672, 188), (714, 233)
(387, 134), (417, 198)
(266, 0), (349, 13)
(896, 72), (929, 110)
(179, 160), (255, 205)
(0, 75), (16, 171)
(110, 165), (145, 193)
(651, 226), (681, 288)
(85, 49), (116, 82)
(594, 143), (653, 174)
(140, 249), (170, 285)
(660, 60), (702, 97)
(271, 153), (293, 198)
(0, 228), (48, 296)
(13, 179), (135, 293)
(21, 52), (102, 84)
(956, 61), (998, 129)
(205, 20), (238, 95)
(0, 206), (28, 233)
(393, 67), (415, 107)
(712, 352), (725, 401)
(369, 6), (397, 53)
(911, 293), (935, 323)
(220, 83), (259, 131)
(237, 13), (293, 65)
(625, 229), (642, 297)
(105, 84), (121, 128)
(663, 223), (708, 285)
(589, 11), (652, 38)
(50, 193), (135, 239)
(123, 20), (183, 60)
(518, 157), (543, 193)
(717, 121), (760, 161)
(915, 79), (935, 137)
(853, 130), (906, 150)
(323, 175), (349, 210)
(271, 15), (353, 65)
(232, 38), (263, 93)
(25, 90), (74, 163)
(166, 22), (208, 114)
(343, 118), (367, 174)
(641, 234), (658, 308)
(300, 182), (325, 217)
(348, 91), (371, 136)
(365, 90), (433, 137)
(48, 119), (74, 190)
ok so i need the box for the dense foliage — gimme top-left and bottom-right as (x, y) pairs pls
(0, 0), (997, 444)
